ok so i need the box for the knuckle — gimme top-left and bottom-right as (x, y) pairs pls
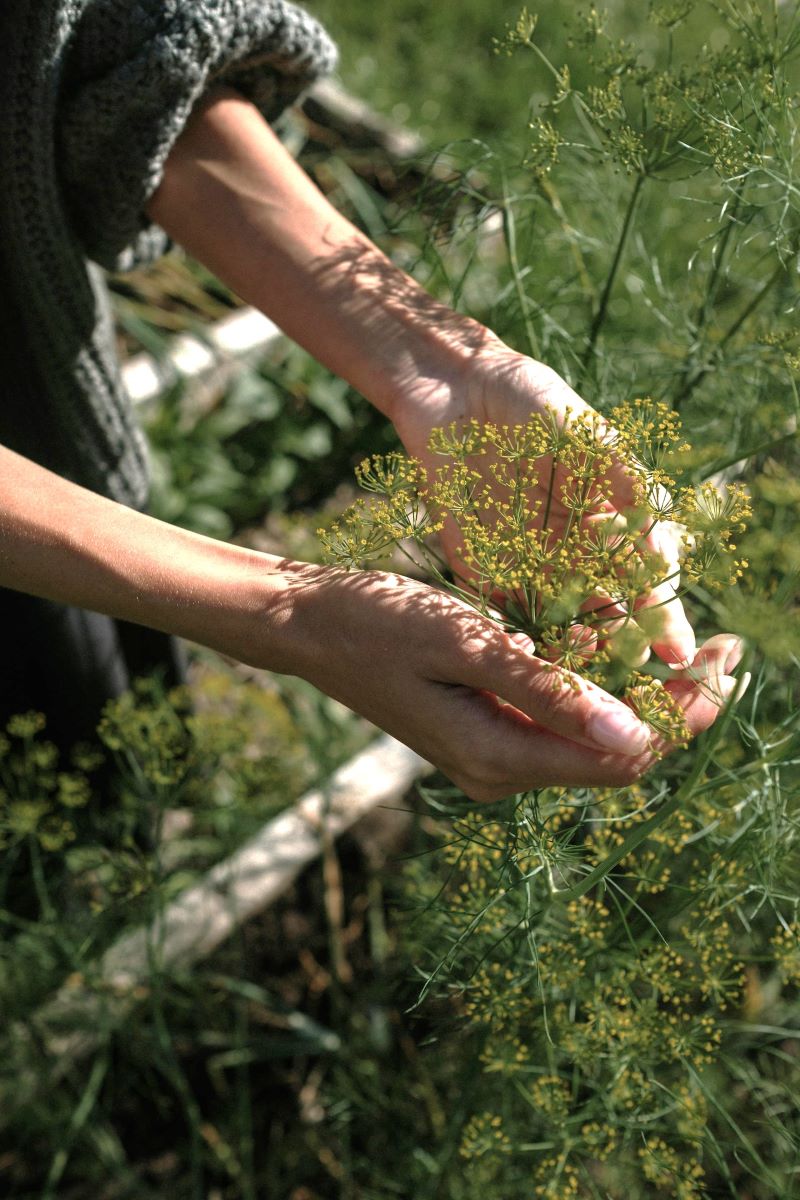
(448, 740), (509, 804)
(447, 634), (484, 674)
(527, 666), (581, 728)
(448, 768), (497, 804)
(431, 618), (490, 677)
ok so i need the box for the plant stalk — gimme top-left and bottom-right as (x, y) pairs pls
(579, 171), (646, 384)
(673, 258), (786, 410)
(558, 653), (751, 902)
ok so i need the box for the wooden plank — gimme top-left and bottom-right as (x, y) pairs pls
(4, 735), (431, 1113)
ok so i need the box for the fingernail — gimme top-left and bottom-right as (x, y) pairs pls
(723, 638), (745, 674)
(692, 633), (744, 675)
(587, 706), (651, 756)
(711, 671), (750, 704)
(712, 676), (737, 702)
(692, 638), (745, 681)
(734, 670), (751, 700)
(661, 644), (696, 670)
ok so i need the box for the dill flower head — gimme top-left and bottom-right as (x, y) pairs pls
(322, 399), (748, 747)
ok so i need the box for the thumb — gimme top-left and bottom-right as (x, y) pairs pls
(457, 630), (652, 757)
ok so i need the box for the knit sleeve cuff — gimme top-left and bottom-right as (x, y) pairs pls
(58, 0), (337, 272)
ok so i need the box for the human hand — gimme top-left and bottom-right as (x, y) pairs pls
(145, 93), (732, 761)
(279, 563), (742, 802)
(148, 95), (689, 668)
(391, 340), (696, 669)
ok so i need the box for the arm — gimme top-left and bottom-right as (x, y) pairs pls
(0, 440), (742, 798)
(147, 89), (696, 667)
(1, 442), (718, 800)
(145, 87), (487, 425)
(0, 90), (734, 800)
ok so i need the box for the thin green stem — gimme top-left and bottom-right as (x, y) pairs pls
(43, 1055), (109, 1199)
(718, 259), (787, 349)
(28, 836), (56, 922)
(579, 172), (646, 383)
(670, 186), (745, 407)
(697, 188), (744, 334)
(673, 259), (786, 409)
(687, 1063), (782, 1187)
(698, 426), (798, 479)
(558, 655), (750, 901)
(501, 182), (541, 359)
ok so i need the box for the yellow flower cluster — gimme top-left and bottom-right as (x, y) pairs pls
(771, 922), (800, 986)
(0, 711), (96, 854)
(413, 770), (755, 1194)
(530, 1073), (571, 1119)
(532, 1155), (581, 1198)
(458, 1111), (511, 1159)
(322, 400), (749, 744)
(640, 1137), (706, 1197)
(385, 403), (761, 1197)
(579, 1120), (618, 1162)
(462, 961), (531, 1029)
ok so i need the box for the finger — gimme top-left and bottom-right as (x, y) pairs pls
(579, 591), (653, 668)
(634, 524), (696, 667)
(661, 671), (745, 738)
(456, 636), (652, 757)
(448, 673), (693, 798)
(678, 632), (745, 677)
(605, 619), (651, 669)
(634, 655), (748, 763)
(490, 664), (738, 798)
(446, 688), (650, 797)
(635, 579), (696, 668)
(670, 634), (746, 704)
(593, 455), (697, 669)
(450, 646), (746, 801)
(569, 624), (598, 661)
(580, 509), (695, 666)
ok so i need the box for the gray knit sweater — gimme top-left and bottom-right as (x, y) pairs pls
(0, 0), (336, 508)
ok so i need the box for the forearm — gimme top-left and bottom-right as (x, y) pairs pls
(0, 444), (304, 672)
(146, 88), (496, 422)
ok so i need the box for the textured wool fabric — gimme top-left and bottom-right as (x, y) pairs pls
(0, 0), (336, 507)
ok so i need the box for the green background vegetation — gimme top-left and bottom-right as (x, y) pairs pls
(2, 1), (799, 1197)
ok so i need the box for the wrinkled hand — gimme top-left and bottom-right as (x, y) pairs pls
(286, 564), (742, 802)
(392, 343), (696, 668)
